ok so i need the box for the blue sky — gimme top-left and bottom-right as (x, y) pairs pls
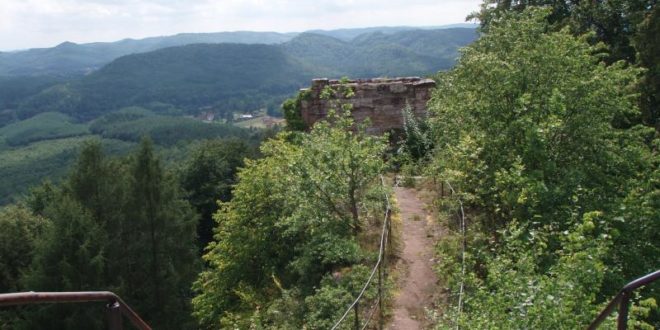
(0, 0), (482, 51)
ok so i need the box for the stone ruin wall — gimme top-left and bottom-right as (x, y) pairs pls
(299, 77), (436, 135)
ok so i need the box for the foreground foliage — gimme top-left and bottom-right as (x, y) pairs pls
(428, 8), (658, 329)
(193, 110), (388, 329)
(0, 139), (199, 329)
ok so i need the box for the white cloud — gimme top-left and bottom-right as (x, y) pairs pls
(0, 0), (482, 50)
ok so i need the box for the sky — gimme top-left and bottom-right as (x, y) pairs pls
(0, 0), (483, 51)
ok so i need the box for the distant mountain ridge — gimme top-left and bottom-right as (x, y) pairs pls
(0, 31), (298, 77)
(10, 28), (477, 122)
(0, 25), (476, 77)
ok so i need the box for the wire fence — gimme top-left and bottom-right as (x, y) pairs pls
(331, 175), (392, 330)
(444, 181), (467, 330)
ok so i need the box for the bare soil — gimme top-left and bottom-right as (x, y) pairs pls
(387, 187), (440, 330)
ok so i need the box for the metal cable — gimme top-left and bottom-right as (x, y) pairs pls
(360, 300), (379, 330)
(331, 175), (391, 330)
(445, 181), (466, 330)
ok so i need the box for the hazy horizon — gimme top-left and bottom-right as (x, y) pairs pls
(0, 0), (482, 51)
(1, 23), (479, 52)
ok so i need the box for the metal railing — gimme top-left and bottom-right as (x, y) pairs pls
(587, 269), (660, 330)
(0, 291), (151, 330)
(331, 175), (392, 330)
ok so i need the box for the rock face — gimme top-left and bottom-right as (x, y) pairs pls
(299, 77), (436, 135)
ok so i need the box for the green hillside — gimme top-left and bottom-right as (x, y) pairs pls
(18, 43), (312, 121)
(0, 76), (65, 110)
(0, 31), (297, 77)
(0, 26), (477, 206)
(13, 28), (477, 122)
(0, 107), (253, 204)
(0, 136), (135, 204)
(90, 108), (250, 146)
(0, 26), (475, 77)
(0, 112), (88, 147)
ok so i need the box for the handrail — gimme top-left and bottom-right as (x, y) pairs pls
(587, 269), (660, 330)
(331, 175), (392, 330)
(0, 291), (152, 330)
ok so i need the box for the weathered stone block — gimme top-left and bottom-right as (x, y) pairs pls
(299, 77), (436, 135)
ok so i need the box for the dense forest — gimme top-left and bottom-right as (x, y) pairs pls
(0, 1), (658, 329)
(0, 27), (476, 205)
(5, 28), (477, 123)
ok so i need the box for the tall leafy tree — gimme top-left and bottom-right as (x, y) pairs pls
(193, 110), (387, 329)
(431, 7), (643, 228)
(428, 8), (657, 328)
(470, 0), (658, 127)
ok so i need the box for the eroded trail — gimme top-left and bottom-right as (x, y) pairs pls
(388, 186), (439, 330)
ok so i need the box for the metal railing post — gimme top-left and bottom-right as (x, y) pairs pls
(617, 291), (630, 330)
(354, 300), (359, 330)
(588, 270), (660, 330)
(107, 301), (123, 330)
(378, 256), (384, 330)
(332, 176), (391, 330)
(0, 292), (151, 330)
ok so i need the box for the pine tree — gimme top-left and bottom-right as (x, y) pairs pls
(124, 137), (198, 329)
(20, 196), (107, 330)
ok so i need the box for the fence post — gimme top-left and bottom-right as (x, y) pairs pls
(387, 209), (392, 260)
(107, 301), (123, 330)
(354, 300), (360, 330)
(378, 258), (384, 330)
(617, 291), (630, 330)
(441, 181), (444, 198)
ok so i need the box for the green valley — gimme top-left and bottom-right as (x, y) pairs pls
(0, 2), (658, 329)
(0, 26), (477, 205)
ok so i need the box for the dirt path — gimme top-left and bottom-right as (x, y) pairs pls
(388, 186), (439, 330)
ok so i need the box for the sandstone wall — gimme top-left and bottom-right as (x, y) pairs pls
(299, 77), (436, 134)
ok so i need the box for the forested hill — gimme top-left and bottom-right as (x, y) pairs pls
(0, 31), (297, 77)
(0, 25), (476, 77)
(13, 28), (477, 122)
(283, 28), (474, 76)
(18, 43), (311, 121)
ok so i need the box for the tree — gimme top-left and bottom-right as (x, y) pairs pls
(20, 196), (108, 330)
(399, 103), (433, 162)
(180, 139), (255, 250)
(430, 7), (642, 228)
(634, 4), (660, 129)
(123, 137), (199, 329)
(17, 138), (200, 329)
(192, 109), (387, 329)
(282, 90), (310, 131)
(470, 1), (658, 128)
(428, 8), (657, 328)
(0, 205), (50, 292)
(0, 205), (51, 329)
